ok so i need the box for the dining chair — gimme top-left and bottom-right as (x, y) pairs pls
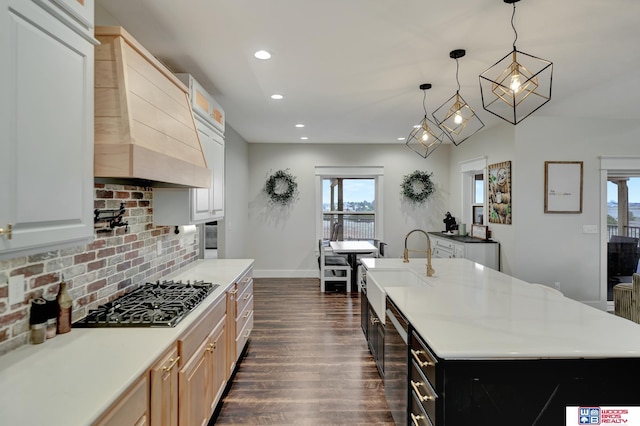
(318, 239), (351, 292)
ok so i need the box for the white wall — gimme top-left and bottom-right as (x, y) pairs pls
(219, 125), (249, 259)
(447, 123), (516, 275)
(246, 143), (451, 277)
(513, 116), (640, 308)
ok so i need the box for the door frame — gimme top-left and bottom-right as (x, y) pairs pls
(600, 156), (640, 311)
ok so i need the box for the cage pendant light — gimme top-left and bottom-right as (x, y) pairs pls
(479, 0), (553, 125)
(433, 49), (485, 146)
(406, 83), (444, 159)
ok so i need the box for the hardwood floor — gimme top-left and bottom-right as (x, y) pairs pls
(213, 278), (394, 425)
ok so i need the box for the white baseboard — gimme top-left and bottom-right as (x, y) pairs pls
(254, 269), (319, 278)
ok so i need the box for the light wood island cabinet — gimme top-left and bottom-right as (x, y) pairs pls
(94, 375), (149, 426)
(226, 267), (254, 376)
(150, 344), (179, 426)
(178, 295), (227, 426)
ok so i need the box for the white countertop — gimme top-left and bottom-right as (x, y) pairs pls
(367, 258), (640, 360)
(0, 259), (253, 426)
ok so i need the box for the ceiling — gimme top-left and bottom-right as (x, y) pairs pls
(95, 0), (640, 144)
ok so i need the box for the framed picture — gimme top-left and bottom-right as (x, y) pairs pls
(544, 161), (583, 213)
(488, 161), (511, 224)
(471, 224), (488, 240)
(472, 206), (484, 224)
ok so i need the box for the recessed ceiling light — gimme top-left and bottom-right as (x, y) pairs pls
(254, 50), (271, 60)
(271, 94), (283, 100)
(397, 137), (406, 141)
(300, 137), (309, 140)
(295, 124), (305, 128)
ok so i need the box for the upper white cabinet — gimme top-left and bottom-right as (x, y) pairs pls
(0, 0), (97, 258)
(154, 74), (225, 225)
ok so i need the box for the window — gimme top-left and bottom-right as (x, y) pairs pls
(315, 166), (384, 242)
(460, 157), (487, 227)
(322, 178), (375, 240)
(473, 173), (485, 224)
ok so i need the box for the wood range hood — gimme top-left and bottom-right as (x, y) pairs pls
(94, 26), (210, 188)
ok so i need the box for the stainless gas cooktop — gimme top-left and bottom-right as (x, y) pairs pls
(74, 280), (218, 328)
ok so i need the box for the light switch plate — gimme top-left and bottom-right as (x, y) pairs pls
(9, 274), (25, 305)
(583, 225), (598, 234)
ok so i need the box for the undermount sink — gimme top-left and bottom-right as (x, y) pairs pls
(367, 269), (430, 324)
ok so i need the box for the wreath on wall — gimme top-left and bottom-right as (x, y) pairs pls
(264, 169), (298, 205)
(401, 170), (435, 204)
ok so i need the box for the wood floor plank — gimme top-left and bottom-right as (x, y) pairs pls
(212, 278), (394, 425)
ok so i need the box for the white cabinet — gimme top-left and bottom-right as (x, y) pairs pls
(431, 236), (465, 259)
(153, 74), (225, 225)
(0, 0), (97, 258)
(429, 233), (500, 270)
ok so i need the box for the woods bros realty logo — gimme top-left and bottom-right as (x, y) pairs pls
(566, 406), (640, 424)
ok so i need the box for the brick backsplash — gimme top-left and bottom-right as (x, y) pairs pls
(0, 183), (199, 355)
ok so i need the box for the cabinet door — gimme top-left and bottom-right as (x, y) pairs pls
(150, 345), (179, 426)
(191, 122), (215, 223)
(0, 0), (94, 255)
(94, 375), (149, 426)
(209, 132), (225, 216)
(210, 317), (227, 413)
(179, 338), (211, 426)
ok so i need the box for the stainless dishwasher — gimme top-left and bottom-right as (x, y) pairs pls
(384, 295), (409, 426)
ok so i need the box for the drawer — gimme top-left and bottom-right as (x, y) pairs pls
(411, 331), (438, 385)
(434, 238), (454, 250)
(410, 391), (434, 426)
(236, 268), (253, 296)
(433, 248), (453, 258)
(94, 375), (148, 426)
(236, 310), (253, 356)
(236, 297), (253, 337)
(410, 361), (437, 423)
(179, 296), (226, 362)
(236, 280), (253, 314)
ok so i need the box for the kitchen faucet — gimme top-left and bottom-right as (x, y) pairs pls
(403, 229), (435, 277)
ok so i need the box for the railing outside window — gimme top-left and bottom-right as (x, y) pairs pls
(323, 213), (374, 240)
(607, 225), (640, 240)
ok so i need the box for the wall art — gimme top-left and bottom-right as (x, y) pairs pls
(488, 161), (511, 224)
(544, 161), (583, 213)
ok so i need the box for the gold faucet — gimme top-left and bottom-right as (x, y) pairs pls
(403, 229), (435, 277)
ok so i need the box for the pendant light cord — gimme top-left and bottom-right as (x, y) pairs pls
(455, 58), (461, 93)
(422, 89), (428, 116)
(511, 2), (518, 49)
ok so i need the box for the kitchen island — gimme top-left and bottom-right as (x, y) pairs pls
(0, 259), (253, 426)
(367, 258), (640, 425)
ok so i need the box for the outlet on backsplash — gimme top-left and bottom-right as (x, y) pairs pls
(8, 275), (25, 306)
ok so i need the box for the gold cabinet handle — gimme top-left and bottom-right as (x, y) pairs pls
(244, 329), (251, 338)
(206, 342), (215, 352)
(0, 224), (12, 240)
(410, 412), (425, 426)
(370, 316), (380, 326)
(243, 310), (251, 319)
(229, 288), (238, 295)
(411, 380), (435, 402)
(162, 356), (180, 372)
(411, 349), (435, 368)
(243, 293), (250, 300)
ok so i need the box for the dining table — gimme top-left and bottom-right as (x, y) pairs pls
(329, 240), (378, 292)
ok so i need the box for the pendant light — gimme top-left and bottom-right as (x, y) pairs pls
(405, 83), (444, 159)
(433, 49), (485, 146)
(479, 0), (553, 125)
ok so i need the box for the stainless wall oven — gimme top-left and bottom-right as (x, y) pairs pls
(385, 295), (409, 426)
